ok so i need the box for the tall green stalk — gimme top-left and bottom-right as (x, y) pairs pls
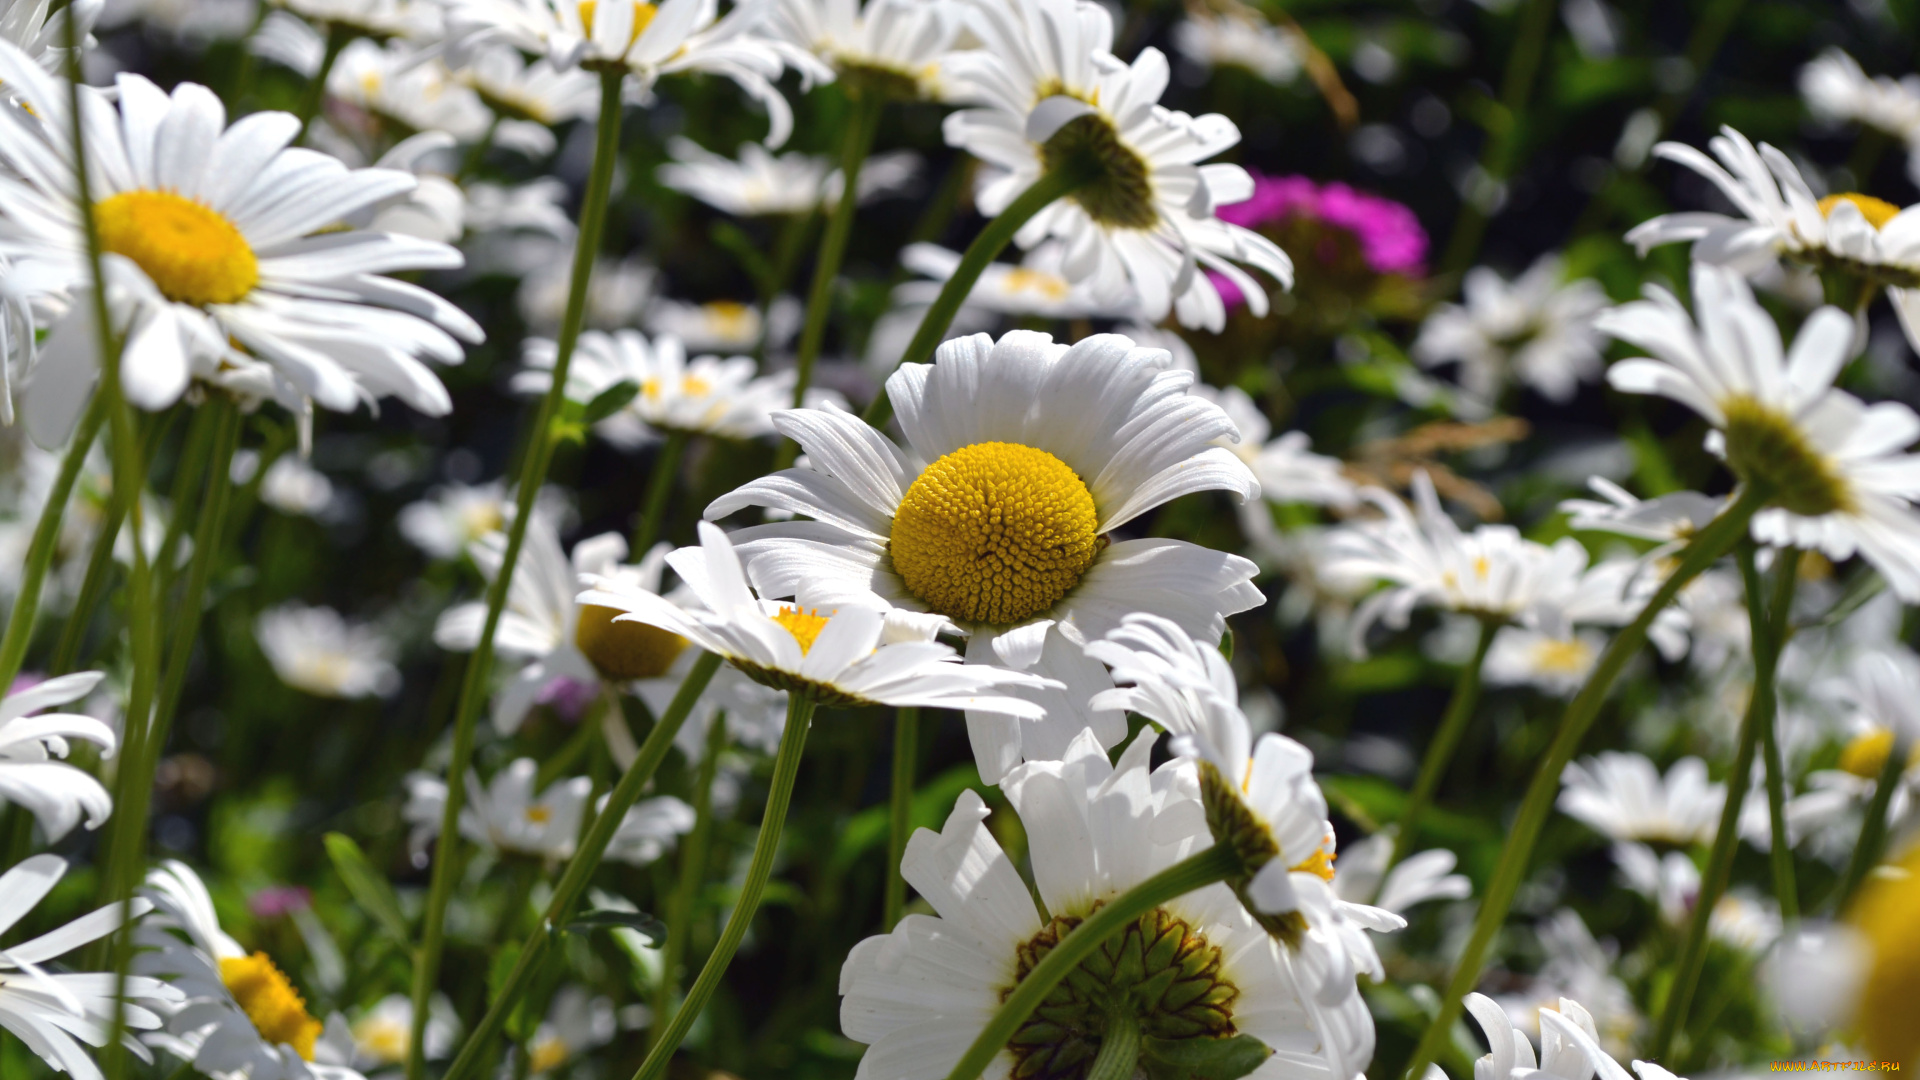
(791, 92), (883, 412)
(1652, 543), (1796, 1061)
(861, 164), (1094, 428)
(940, 844), (1243, 1080)
(631, 430), (689, 557)
(1834, 732), (1907, 912)
(651, 709), (729, 1048)
(437, 652), (723, 1080)
(1741, 545), (1799, 921)
(0, 397), (105, 693)
(1396, 483), (1770, 1080)
(1391, 618), (1498, 867)
(629, 692), (817, 1080)
(883, 706), (919, 930)
(406, 66), (629, 1080)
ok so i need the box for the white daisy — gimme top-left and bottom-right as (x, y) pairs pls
(325, 39), (493, 143)
(841, 725), (1375, 1080)
(0, 670), (115, 841)
(435, 517), (689, 733)
(255, 604), (401, 700)
(137, 861), (365, 1080)
(451, 44), (600, 153)
(1557, 752), (1724, 847)
(348, 994), (456, 1069)
(461, 179), (575, 241)
(402, 758), (592, 862)
(524, 985), (614, 1075)
(647, 295), (799, 354)
(1482, 626), (1609, 696)
(1329, 833), (1471, 916)
(0, 855), (176, 1080)
(1412, 255), (1609, 405)
(578, 521), (1059, 713)
(1170, 9), (1301, 85)
(659, 135), (918, 217)
(0, 59), (484, 450)
(705, 330), (1262, 780)
(513, 328), (842, 446)
(0, 0), (101, 72)
(443, 0), (828, 147)
(940, 0), (1292, 330)
(1460, 993), (1662, 1080)
(398, 479), (571, 561)
(600, 791), (695, 865)
(768, 0), (958, 99)
(515, 247), (657, 330)
(253, 454), (336, 517)
(1599, 263), (1920, 599)
(894, 240), (1134, 320)
(1559, 477), (1721, 558)
(1799, 49), (1920, 156)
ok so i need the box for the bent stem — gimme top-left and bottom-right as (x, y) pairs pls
(632, 430), (689, 557)
(1396, 482), (1770, 1080)
(883, 706), (919, 930)
(860, 163), (1094, 428)
(1651, 542), (1796, 1062)
(1742, 544), (1799, 921)
(0, 396), (105, 693)
(438, 652), (723, 1080)
(1391, 618), (1498, 867)
(407, 66), (628, 1080)
(630, 692), (817, 1080)
(940, 843), (1242, 1080)
(651, 709), (729, 1050)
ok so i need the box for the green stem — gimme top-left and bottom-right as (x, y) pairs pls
(651, 708), (728, 1049)
(407, 66), (628, 1080)
(1651, 542), (1796, 1062)
(152, 404), (215, 602)
(628, 692), (817, 1080)
(436, 652), (722, 1080)
(790, 94), (883, 411)
(1439, 0), (1556, 275)
(940, 844), (1242, 1080)
(1741, 545), (1799, 922)
(458, 115), (502, 183)
(1391, 618), (1498, 867)
(632, 430), (689, 557)
(1396, 483), (1770, 1080)
(860, 164), (1094, 427)
(1086, 1010), (1141, 1080)
(1834, 729), (1907, 913)
(883, 706), (919, 930)
(294, 22), (353, 142)
(0, 397), (105, 693)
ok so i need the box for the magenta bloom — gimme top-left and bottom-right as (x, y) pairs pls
(249, 885), (313, 919)
(536, 675), (599, 722)
(1209, 174), (1427, 306)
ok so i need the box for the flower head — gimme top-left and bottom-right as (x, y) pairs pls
(256, 604), (401, 699)
(659, 135), (918, 217)
(768, 0), (958, 99)
(0, 670), (116, 840)
(403, 758), (592, 861)
(1413, 255), (1607, 405)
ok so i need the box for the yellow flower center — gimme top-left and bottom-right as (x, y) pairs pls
(772, 605), (831, 654)
(704, 301), (755, 340)
(1721, 396), (1854, 517)
(1838, 728), (1920, 779)
(529, 1034), (571, 1073)
(682, 375), (711, 396)
(525, 804), (553, 824)
(577, 0), (657, 47)
(353, 1016), (410, 1065)
(96, 190), (259, 306)
(1290, 847), (1337, 882)
(1846, 844), (1920, 1064)
(1002, 267), (1071, 300)
(1533, 637), (1596, 676)
(1819, 192), (1902, 230)
(889, 442), (1101, 626)
(574, 604), (688, 681)
(219, 952), (323, 1060)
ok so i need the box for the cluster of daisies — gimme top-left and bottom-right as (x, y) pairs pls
(3, 0), (1920, 1079)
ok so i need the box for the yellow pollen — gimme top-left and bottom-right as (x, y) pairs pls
(525, 804), (553, 824)
(574, 604), (687, 680)
(1002, 267), (1070, 300)
(353, 1018), (409, 1065)
(1290, 847), (1337, 882)
(219, 953), (323, 1060)
(1472, 555), (1490, 579)
(889, 441), (1100, 626)
(96, 190), (259, 306)
(772, 605), (832, 654)
(681, 375), (712, 396)
(1818, 192), (1902, 230)
(1846, 843), (1920, 1064)
(529, 1035), (570, 1074)
(577, 0), (657, 47)
(1838, 728), (1920, 779)
(704, 301), (755, 339)
(1533, 637), (1595, 675)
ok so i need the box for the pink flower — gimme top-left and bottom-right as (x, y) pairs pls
(536, 675), (599, 722)
(249, 885), (312, 918)
(1210, 173), (1427, 306)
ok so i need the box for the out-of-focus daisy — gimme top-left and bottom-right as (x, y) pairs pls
(1171, 8), (1300, 85)
(1558, 752), (1724, 847)
(256, 604), (401, 700)
(401, 480), (507, 560)
(768, 0), (957, 100)
(0, 854), (176, 1080)
(647, 296), (800, 354)
(443, 0), (827, 146)
(941, 0), (1292, 330)
(514, 329), (842, 446)
(0, 670), (115, 840)
(659, 136), (918, 217)
(402, 758), (591, 863)
(138, 861), (363, 1080)
(1330, 832), (1472, 915)
(1, 0), (101, 72)
(706, 331), (1261, 779)
(1560, 477), (1721, 560)
(452, 44), (599, 153)
(894, 240), (1133, 320)
(524, 986), (614, 1075)
(326, 39), (493, 143)
(516, 248), (657, 330)
(1196, 380), (1356, 509)
(579, 522), (1058, 720)
(0, 59), (483, 450)
(233, 451), (336, 517)
(279, 0), (443, 40)
(1800, 50), (1920, 167)
(842, 725), (1378, 1080)
(600, 792), (695, 865)
(1413, 255), (1609, 407)
(462, 179), (575, 240)
(1480, 625), (1608, 696)
(348, 994), (457, 1070)
(1600, 264), (1920, 599)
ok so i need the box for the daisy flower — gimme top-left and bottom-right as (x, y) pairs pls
(252, 454), (336, 517)
(1412, 255), (1609, 406)
(1799, 50), (1920, 165)
(452, 44), (600, 154)
(0, 57), (483, 449)
(325, 39), (493, 143)
(1482, 626), (1612, 696)
(705, 330), (1262, 779)
(348, 994), (456, 1070)
(1171, 9), (1301, 85)
(1599, 264), (1920, 599)
(940, 0), (1292, 330)
(1558, 752), (1725, 847)
(659, 136), (919, 217)
(255, 604), (401, 700)
(1197, 383), (1355, 510)
(398, 479), (571, 561)
(647, 295), (799, 353)
(402, 758), (592, 862)
(767, 0), (959, 100)
(894, 240), (1135, 320)
(600, 791), (695, 865)
(0, 855), (177, 1080)
(137, 861), (364, 1080)
(513, 328), (843, 446)
(842, 725), (1380, 1080)
(578, 522), (1059, 713)
(1, 0), (101, 72)
(525, 986), (614, 1075)
(1329, 834), (1471, 916)
(516, 248), (658, 330)
(1559, 477), (1721, 559)
(442, 0), (828, 147)
(435, 517), (689, 733)
(1459, 993), (1662, 1080)
(0, 670), (116, 841)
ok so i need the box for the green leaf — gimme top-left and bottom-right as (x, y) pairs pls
(1140, 1034), (1272, 1080)
(1218, 628), (1235, 662)
(565, 908), (668, 946)
(323, 833), (410, 947)
(582, 380), (640, 425)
